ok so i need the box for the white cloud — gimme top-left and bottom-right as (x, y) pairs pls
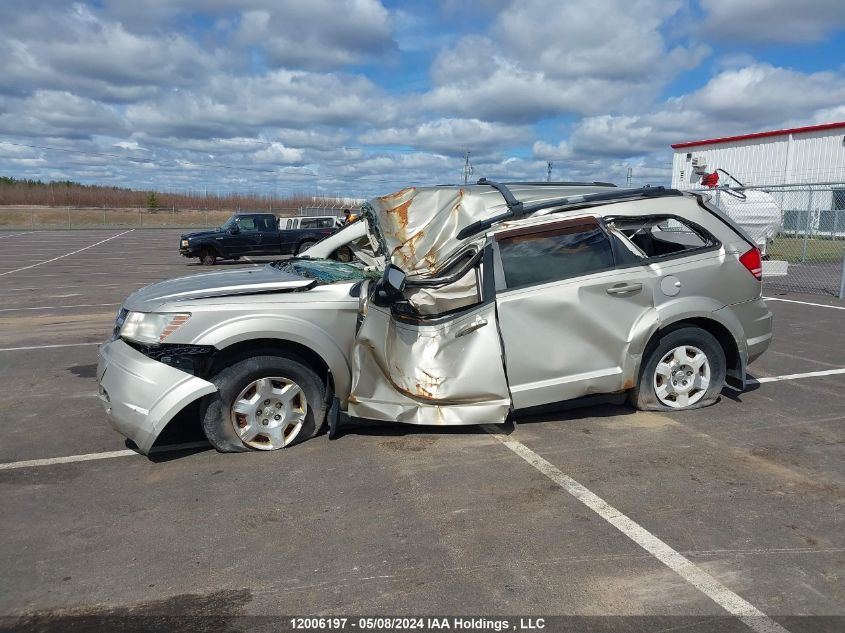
(0, 91), (126, 138)
(0, 4), (222, 102)
(233, 1), (396, 70)
(125, 69), (399, 138)
(541, 63), (845, 164)
(701, 0), (845, 43)
(359, 118), (531, 155)
(423, 0), (709, 122)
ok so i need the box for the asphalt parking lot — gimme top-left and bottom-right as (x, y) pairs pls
(0, 228), (842, 632)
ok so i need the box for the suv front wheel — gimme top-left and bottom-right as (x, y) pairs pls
(630, 327), (726, 411)
(201, 355), (327, 452)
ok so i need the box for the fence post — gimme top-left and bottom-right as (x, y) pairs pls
(30, 209), (34, 229)
(67, 206), (71, 229)
(103, 207), (107, 226)
(801, 188), (814, 263)
(139, 207), (142, 228)
(840, 248), (845, 300)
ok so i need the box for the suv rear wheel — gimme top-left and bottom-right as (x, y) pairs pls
(200, 355), (327, 452)
(630, 326), (726, 411)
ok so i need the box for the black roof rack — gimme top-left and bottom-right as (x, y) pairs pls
(456, 179), (683, 240)
(496, 180), (617, 187)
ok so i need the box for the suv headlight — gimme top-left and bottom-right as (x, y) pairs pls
(180, 239), (189, 248)
(120, 312), (191, 344)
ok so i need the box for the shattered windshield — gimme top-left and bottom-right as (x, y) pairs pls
(272, 258), (381, 284)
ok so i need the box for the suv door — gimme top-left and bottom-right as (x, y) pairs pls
(347, 247), (511, 425)
(493, 216), (660, 409)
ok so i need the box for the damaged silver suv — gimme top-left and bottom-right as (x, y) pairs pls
(97, 180), (772, 454)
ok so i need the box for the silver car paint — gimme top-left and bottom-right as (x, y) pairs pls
(97, 185), (772, 453)
(347, 299), (511, 425)
(97, 338), (217, 453)
(123, 265), (313, 310)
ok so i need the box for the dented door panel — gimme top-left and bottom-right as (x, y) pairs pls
(347, 299), (511, 425)
(496, 267), (660, 410)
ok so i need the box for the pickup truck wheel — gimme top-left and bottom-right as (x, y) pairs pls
(295, 240), (316, 255)
(199, 249), (217, 266)
(629, 327), (726, 411)
(201, 355), (326, 452)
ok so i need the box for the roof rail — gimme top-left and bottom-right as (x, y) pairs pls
(476, 178), (523, 215)
(457, 184), (683, 240)
(498, 180), (617, 187)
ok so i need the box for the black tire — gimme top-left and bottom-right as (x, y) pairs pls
(295, 240), (317, 255)
(200, 249), (217, 266)
(331, 246), (354, 263)
(200, 355), (327, 452)
(629, 326), (726, 411)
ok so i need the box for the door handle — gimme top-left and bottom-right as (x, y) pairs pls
(455, 318), (488, 338)
(606, 282), (643, 295)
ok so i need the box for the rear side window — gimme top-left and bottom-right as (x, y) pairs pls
(497, 222), (614, 288)
(610, 216), (716, 259)
(301, 218), (333, 228)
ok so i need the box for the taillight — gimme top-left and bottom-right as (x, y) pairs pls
(739, 247), (762, 280)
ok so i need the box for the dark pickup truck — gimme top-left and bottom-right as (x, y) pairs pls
(179, 212), (346, 265)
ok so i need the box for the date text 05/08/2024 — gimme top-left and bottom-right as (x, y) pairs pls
(289, 617), (546, 631)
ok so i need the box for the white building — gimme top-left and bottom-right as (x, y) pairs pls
(671, 121), (845, 188)
(670, 122), (845, 233)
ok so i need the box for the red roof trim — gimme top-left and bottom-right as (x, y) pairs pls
(670, 121), (845, 149)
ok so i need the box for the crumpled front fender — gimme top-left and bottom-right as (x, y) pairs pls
(97, 339), (217, 454)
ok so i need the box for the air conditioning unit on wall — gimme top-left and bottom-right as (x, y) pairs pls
(690, 156), (708, 174)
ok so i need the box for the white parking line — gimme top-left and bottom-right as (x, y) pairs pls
(0, 342), (99, 352)
(0, 303), (120, 313)
(752, 368), (845, 383)
(764, 297), (845, 310)
(0, 441), (210, 470)
(0, 232), (38, 239)
(0, 229), (134, 277)
(481, 426), (790, 633)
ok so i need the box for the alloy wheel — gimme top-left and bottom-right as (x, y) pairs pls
(652, 345), (711, 409)
(230, 376), (307, 449)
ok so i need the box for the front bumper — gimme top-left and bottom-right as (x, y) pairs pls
(97, 338), (217, 454)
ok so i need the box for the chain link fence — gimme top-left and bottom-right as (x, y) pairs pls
(704, 184), (845, 298)
(0, 204), (351, 231)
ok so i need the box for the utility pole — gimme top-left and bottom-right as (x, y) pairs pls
(462, 150), (473, 185)
(626, 167), (633, 187)
(547, 162), (553, 182)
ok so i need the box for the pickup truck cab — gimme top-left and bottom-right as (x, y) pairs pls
(179, 212), (341, 265)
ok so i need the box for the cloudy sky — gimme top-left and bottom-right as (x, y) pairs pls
(1, 0), (844, 197)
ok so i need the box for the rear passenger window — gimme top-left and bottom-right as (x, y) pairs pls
(497, 222), (614, 288)
(610, 216), (716, 259)
(300, 218), (333, 228)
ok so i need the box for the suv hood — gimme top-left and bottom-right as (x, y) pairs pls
(123, 265), (313, 311)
